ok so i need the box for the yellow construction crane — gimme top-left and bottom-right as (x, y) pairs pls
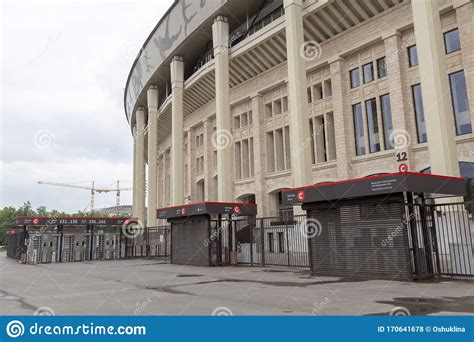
(37, 180), (132, 212)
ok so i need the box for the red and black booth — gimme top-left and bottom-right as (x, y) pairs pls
(8, 216), (130, 263)
(283, 172), (468, 280)
(157, 202), (257, 267)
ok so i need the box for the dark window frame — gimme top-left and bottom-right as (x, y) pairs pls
(349, 68), (360, 89)
(352, 103), (366, 156)
(411, 83), (427, 143)
(449, 70), (472, 135)
(268, 232), (274, 253)
(362, 62), (374, 84)
(365, 98), (381, 153)
(380, 94), (394, 150)
(376, 57), (387, 78)
(277, 232), (285, 253)
(443, 28), (461, 54)
(407, 45), (418, 67)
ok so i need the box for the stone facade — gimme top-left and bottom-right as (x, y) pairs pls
(151, 0), (474, 218)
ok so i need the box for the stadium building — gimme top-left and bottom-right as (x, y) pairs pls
(125, 0), (474, 226)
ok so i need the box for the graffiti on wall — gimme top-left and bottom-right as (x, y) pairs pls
(125, 0), (227, 121)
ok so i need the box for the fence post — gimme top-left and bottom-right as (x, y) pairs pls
(286, 215), (291, 267)
(429, 205), (441, 277)
(260, 218), (265, 267)
(164, 227), (168, 261)
(145, 227), (150, 258)
(250, 217), (254, 267)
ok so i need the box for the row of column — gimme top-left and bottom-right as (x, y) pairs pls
(133, 0), (462, 224)
(132, 14), (235, 225)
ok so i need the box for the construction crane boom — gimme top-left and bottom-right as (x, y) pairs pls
(37, 180), (132, 212)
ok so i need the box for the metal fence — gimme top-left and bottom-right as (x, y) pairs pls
(7, 202), (471, 278)
(257, 215), (308, 267)
(205, 215), (308, 267)
(433, 202), (473, 277)
(123, 226), (170, 259)
(406, 202), (473, 278)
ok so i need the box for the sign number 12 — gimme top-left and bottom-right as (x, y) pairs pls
(396, 152), (408, 162)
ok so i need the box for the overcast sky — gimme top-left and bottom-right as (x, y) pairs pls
(1, 0), (174, 212)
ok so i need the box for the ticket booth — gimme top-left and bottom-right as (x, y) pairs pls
(157, 202), (257, 267)
(283, 172), (468, 280)
(10, 216), (130, 264)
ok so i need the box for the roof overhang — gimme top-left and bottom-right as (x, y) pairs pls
(283, 172), (467, 206)
(157, 201), (257, 219)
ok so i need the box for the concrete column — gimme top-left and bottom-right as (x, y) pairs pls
(135, 107), (146, 224)
(157, 154), (163, 208)
(382, 30), (415, 171)
(212, 15), (233, 202)
(251, 94), (268, 216)
(185, 131), (192, 202)
(132, 126), (138, 217)
(163, 150), (170, 206)
(329, 56), (351, 180)
(454, 1), (474, 130)
(411, 0), (459, 177)
(188, 129), (197, 202)
(146, 85), (159, 226)
(284, 0), (313, 190)
(203, 119), (213, 201)
(170, 56), (185, 205)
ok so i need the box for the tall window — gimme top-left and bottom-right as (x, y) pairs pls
(412, 84), (427, 143)
(266, 126), (291, 173)
(363, 62), (374, 84)
(235, 141), (242, 179)
(278, 232), (285, 253)
(268, 233), (274, 253)
(377, 57), (387, 78)
(444, 28), (461, 54)
(365, 98), (380, 153)
(449, 70), (472, 135)
(235, 138), (255, 180)
(380, 94), (394, 150)
(353, 103), (366, 156)
(350, 68), (360, 88)
(408, 45), (418, 67)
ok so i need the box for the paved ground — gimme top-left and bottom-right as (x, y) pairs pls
(1, 253), (473, 316)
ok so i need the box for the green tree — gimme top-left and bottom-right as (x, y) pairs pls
(0, 206), (18, 245)
(36, 206), (48, 216)
(15, 201), (36, 216)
